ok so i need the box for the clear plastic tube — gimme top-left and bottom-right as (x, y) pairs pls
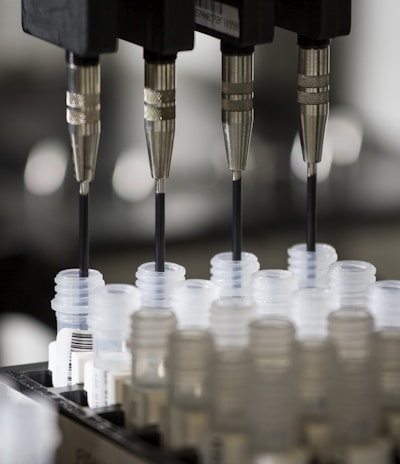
(205, 348), (250, 464)
(209, 297), (256, 349)
(135, 261), (185, 309)
(376, 330), (400, 414)
(290, 288), (340, 340)
(165, 328), (214, 453)
(287, 243), (337, 289)
(290, 284), (339, 461)
(367, 280), (400, 330)
(128, 308), (177, 427)
(252, 269), (298, 318)
(297, 339), (337, 463)
(89, 283), (141, 371)
(367, 281), (400, 447)
(210, 251), (260, 298)
(0, 380), (61, 464)
(171, 279), (220, 329)
(51, 268), (105, 333)
(248, 316), (300, 456)
(327, 308), (380, 451)
(328, 260), (376, 308)
(50, 268), (105, 387)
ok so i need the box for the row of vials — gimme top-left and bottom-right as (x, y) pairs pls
(48, 243), (400, 464)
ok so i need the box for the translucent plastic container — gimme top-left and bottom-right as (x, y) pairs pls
(287, 243), (337, 288)
(375, 329), (400, 413)
(367, 280), (400, 330)
(290, 287), (340, 340)
(165, 328), (214, 451)
(297, 339), (337, 462)
(206, 348), (250, 464)
(171, 279), (220, 329)
(328, 260), (376, 308)
(252, 269), (298, 317)
(128, 308), (177, 427)
(135, 261), (185, 309)
(89, 283), (141, 371)
(209, 297), (256, 348)
(50, 268), (105, 387)
(248, 316), (299, 455)
(51, 268), (105, 333)
(210, 251), (260, 298)
(0, 381), (61, 464)
(367, 280), (400, 446)
(328, 308), (380, 450)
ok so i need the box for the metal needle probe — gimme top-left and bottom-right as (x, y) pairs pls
(144, 53), (176, 272)
(66, 52), (101, 277)
(297, 36), (330, 252)
(221, 44), (254, 261)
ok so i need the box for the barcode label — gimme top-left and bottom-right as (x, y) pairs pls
(67, 331), (93, 385)
(195, 0), (239, 38)
(196, 0), (223, 14)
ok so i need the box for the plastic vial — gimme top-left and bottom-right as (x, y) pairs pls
(165, 328), (214, 455)
(171, 279), (220, 329)
(0, 380), (61, 464)
(290, 285), (339, 461)
(205, 348), (250, 464)
(367, 280), (400, 445)
(210, 251), (260, 298)
(287, 243), (337, 288)
(88, 283), (141, 408)
(297, 339), (337, 463)
(135, 261), (186, 309)
(127, 308), (177, 428)
(328, 308), (391, 463)
(248, 317), (308, 463)
(328, 260), (376, 308)
(50, 268), (105, 387)
(209, 297), (256, 349)
(290, 287), (339, 340)
(367, 280), (400, 330)
(252, 269), (298, 318)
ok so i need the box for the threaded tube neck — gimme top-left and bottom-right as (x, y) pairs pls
(287, 243), (337, 288)
(328, 260), (376, 308)
(328, 308), (374, 361)
(248, 316), (296, 364)
(171, 279), (220, 329)
(367, 280), (400, 329)
(210, 251), (260, 298)
(51, 268), (105, 315)
(252, 269), (298, 317)
(290, 287), (339, 340)
(89, 284), (141, 337)
(135, 262), (185, 308)
(210, 297), (256, 348)
(131, 308), (177, 350)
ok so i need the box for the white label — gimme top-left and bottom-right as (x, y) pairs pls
(53, 329), (93, 388)
(195, 0), (239, 38)
(91, 365), (108, 408)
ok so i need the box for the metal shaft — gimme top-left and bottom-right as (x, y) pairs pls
(155, 182), (166, 272)
(79, 192), (89, 277)
(144, 56), (176, 272)
(306, 164), (317, 252)
(222, 47), (254, 261)
(297, 39), (329, 252)
(232, 176), (242, 260)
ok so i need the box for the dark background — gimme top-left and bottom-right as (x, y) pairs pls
(1, 0), (400, 362)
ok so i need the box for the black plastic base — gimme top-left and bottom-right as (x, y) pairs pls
(0, 363), (197, 464)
